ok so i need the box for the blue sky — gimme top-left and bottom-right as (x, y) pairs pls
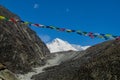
(1, 0), (120, 46)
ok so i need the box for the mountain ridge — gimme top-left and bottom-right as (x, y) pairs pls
(32, 40), (120, 80)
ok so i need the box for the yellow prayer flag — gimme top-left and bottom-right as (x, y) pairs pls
(0, 16), (5, 20)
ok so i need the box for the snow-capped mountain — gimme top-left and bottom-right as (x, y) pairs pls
(72, 44), (90, 50)
(47, 38), (90, 53)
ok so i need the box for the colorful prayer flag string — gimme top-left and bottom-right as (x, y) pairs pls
(0, 15), (120, 40)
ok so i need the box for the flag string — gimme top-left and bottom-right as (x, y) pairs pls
(0, 16), (120, 40)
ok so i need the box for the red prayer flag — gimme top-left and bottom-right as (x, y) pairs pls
(34, 24), (39, 26)
(10, 18), (17, 23)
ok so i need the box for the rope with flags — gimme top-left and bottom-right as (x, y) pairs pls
(0, 15), (120, 40)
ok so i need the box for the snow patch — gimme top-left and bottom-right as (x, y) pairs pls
(17, 53), (65, 80)
(17, 65), (49, 80)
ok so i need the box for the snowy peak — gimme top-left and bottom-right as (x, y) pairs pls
(47, 38), (77, 53)
(53, 38), (63, 42)
(47, 38), (90, 53)
(52, 38), (68, 45)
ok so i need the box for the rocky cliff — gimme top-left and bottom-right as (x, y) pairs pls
(32, 40), (120, 80)
(0, 5), (50, 74)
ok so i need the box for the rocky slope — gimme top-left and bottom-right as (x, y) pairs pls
(0, 5), (50, 74)
(32, 40), (120, 80)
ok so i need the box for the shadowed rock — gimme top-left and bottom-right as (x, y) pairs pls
(0, 63), (6, 71)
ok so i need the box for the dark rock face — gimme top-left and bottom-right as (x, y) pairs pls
(0, 6), (50, 74)
(32, 40), (120, 80)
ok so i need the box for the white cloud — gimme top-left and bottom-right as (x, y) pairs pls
(34, 3), (39, 9)
(39, 35), (51, 43)
(66, 8), (70, 12)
